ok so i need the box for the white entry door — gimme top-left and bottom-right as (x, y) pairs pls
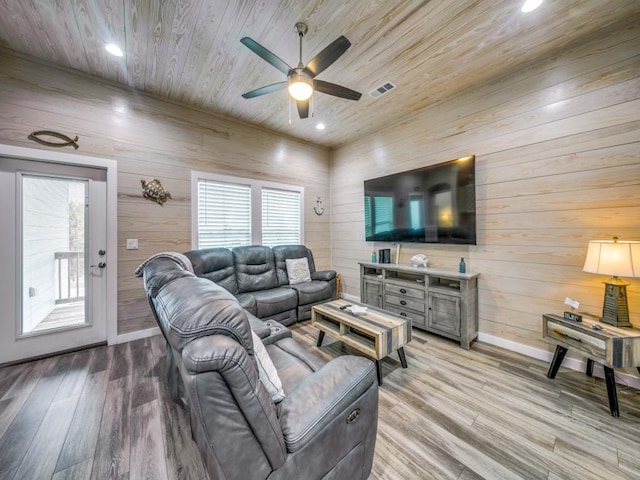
(0, 158), (108, 364)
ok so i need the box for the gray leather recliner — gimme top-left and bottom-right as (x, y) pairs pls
(142, 256), (378, 480)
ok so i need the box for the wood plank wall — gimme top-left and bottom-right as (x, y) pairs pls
(0, 50), (331, 335)
(331, 18), (640, 365)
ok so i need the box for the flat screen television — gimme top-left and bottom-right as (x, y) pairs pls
(364, 155), (476, 244)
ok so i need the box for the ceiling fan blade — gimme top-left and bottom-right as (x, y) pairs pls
(304, 36), (351, 77)
(296, 99), (309, 119)
(240, 37), (291, 75)
(241, 81), (287, 99)
(313, 80), (361, 101)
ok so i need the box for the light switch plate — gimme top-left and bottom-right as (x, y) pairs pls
(126, 239), (139, 250)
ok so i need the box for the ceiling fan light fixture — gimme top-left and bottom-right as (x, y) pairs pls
(288, 69), (313, 101)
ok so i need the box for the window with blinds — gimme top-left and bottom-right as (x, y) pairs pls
(193, 172), (303, 249)
(262, 188), (301, 246)
(197, 180), (252, 248)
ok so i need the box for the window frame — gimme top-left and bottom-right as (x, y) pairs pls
(191, 170), (304, 249)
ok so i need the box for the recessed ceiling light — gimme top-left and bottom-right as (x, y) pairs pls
(316, 123), (325, 130)
(521, 0), (543, 12)
(105, 43), (124, 57)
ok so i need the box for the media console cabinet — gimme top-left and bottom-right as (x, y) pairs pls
(359, 262), (479, 349)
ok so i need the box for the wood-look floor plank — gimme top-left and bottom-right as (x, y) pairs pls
(0, 355), (55, 401)
(129, 337), (159, 409)
(12, 395), (79, 479)
(55, 370), (110, 473)
(0, 355), (70, 474)
(89, 376), (132, 480)
(130, 399), (168, 480)
(88, 344), (114, 375)
(52, 458), (94, 480)
(53, 348), (94, 401)
(109, 342), (132, 381)
(0, 394), (28, 441)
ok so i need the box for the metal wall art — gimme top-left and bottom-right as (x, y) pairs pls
(141, 178), (172, 206)
(28, 130), (79, 149)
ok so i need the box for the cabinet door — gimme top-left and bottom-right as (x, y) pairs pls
(362, 278), (382, 307)
(428, 292), (461, 336)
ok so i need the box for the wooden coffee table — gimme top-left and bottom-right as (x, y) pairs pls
(311, 299), (412, 385)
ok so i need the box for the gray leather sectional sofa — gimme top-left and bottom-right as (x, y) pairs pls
(141, 249), (378, 480)
(184, 244), (337, 326)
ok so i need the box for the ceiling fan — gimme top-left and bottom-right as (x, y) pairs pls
(240, 23), (361, 119)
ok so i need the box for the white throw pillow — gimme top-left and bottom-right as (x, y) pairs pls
(286, 257), (311, 285)
(250, 330), (285, 403)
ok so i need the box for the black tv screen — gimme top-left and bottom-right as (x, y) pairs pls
(364, 156), (476, 244)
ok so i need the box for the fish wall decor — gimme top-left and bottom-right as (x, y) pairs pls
(28, 130), (79, 149)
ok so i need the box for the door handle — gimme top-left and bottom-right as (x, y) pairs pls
(90, 262), (107, 268)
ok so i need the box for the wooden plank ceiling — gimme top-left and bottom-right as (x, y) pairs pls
(0, 0), (638, 147)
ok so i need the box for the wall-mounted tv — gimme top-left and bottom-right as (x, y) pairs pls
(364, 155), (476, 245)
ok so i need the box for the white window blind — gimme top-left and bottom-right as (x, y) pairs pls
(197, 180), (251, 248)
(262, 188), (301, 246)
(193, 171), (303, 249)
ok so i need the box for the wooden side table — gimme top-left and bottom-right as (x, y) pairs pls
(542, 313), (640, 417)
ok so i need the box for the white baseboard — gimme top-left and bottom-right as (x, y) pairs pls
(115, 326), (161, 344)
(478, 332), (640, 390)
(341, 293), (360, 302)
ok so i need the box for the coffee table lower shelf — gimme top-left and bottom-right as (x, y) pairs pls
(311, 300), (412, 385)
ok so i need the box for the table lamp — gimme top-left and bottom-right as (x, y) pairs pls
(583, 237), (640, 327)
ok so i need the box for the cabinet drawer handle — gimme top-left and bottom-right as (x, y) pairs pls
(400, 300), (407, 306)
(400, 288), (407, 294)
(400, 312), (407, 317)
(553, 330), (582, 343)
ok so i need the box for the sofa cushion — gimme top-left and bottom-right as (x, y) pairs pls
(285, 257), (311, 285)
(238, 288), (298, 319)
(251, 330), (286, 403)
(273, 245), (316, 286)
(289, 280), (332, 306)
(265, 337), (325, 393)
(235, 293), (257, 316)
(184, 247), (239, 295)
(233, 245), (279, 293)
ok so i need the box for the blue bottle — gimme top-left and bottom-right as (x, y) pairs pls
(371, 251), (377, 263)
(459, 257), (466, 273)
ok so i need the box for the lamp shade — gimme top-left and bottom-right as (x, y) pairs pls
(583, 239), (640, 278)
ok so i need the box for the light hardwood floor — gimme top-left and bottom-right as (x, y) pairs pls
(1, 325), (639, 479)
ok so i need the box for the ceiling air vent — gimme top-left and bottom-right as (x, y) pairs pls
(369, 81), (396, 98)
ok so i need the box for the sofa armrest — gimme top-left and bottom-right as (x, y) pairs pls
(311, 269), (336, 282)
(247, 313), (270, 339)
(278, 355), (376, 452)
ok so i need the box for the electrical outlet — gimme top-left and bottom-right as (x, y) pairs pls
(126, 239), (139, 250)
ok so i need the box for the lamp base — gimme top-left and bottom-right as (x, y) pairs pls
(600, 279), (632, 328)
